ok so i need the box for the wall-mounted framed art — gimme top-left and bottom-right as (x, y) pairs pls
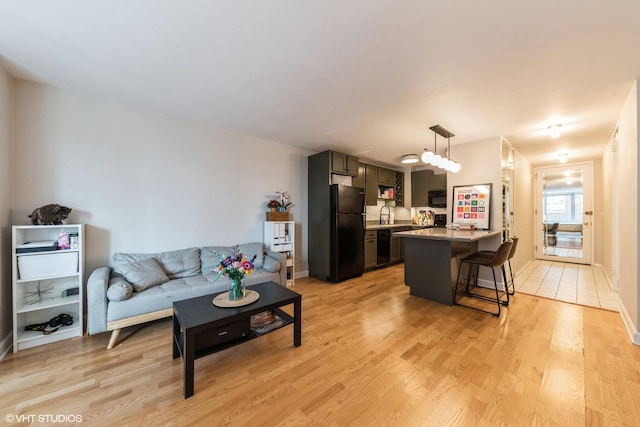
(452, 183), (492, 230)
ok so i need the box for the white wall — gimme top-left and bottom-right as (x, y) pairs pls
(12, 81), (312, 276)
(513, 149), (534, 273)
(613, 81), (639, 344)
(601, 135), (615, 290)
(0, 64), (12, 358)
(449, 137), (502, 251)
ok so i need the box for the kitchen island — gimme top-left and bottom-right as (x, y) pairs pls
(393, 228), (501, 305)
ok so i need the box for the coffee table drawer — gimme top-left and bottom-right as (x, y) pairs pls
(194, 318), (250, 351)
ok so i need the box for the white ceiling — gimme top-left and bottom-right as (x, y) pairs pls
(1, 1), (639, 168)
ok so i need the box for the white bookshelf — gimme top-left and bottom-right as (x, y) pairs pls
(264, 221), (295, 286)
(12, 224), (84, 352)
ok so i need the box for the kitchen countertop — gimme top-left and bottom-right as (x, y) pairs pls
(365, 223), (431, 230)
(393, 228), (501, 242)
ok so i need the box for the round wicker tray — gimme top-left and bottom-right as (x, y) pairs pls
(212, 289), (260, 307)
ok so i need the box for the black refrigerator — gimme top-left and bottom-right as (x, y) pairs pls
(329, 184), (365, 282)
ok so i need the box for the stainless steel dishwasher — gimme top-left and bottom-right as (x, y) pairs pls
(377, 229), (390, 266)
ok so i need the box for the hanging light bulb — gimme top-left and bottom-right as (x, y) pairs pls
(421, 149), (434, 163)
(450, 161), (461, 173)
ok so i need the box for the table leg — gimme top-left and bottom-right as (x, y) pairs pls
(293, 296), (301, 347)
(183, 330), (195, 399)
(172, 315), (180, 360)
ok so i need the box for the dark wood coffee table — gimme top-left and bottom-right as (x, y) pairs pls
(172, 281), (301, 398)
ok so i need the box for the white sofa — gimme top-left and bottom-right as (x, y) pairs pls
(87, 243), (286, 349)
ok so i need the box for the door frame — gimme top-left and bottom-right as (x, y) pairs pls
(534, 161), (594, 264)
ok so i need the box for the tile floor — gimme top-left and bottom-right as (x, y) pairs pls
(514, 259), (619, 311)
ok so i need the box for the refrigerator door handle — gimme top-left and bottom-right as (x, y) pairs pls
(361, 213), (366, 229)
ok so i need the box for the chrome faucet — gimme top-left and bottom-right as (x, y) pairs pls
(380, 205), (391, 225)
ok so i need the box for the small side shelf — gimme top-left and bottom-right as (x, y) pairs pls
(264, 221), (295, 286)
(17, 294), (80, 314)
(17, 271), (81, 284)
(17, 325), (81, 351)
(12, 224), (85, 353)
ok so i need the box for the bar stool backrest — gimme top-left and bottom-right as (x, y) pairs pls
(508, 236), (519, 260)
(487, 240), (514, 268)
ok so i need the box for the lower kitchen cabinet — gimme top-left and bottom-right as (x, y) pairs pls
(390, 227), (411, 264)
(390, 235), (403, 264)
(364, 230), (377, 270)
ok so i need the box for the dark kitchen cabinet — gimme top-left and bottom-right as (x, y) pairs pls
(411, 170), (433, 207)
(376, 167), (396, 186)
(390, 227), (411, 264)
(364, 164), (378, 206)
(411, 170), (447, 206)
(331, 151), (359, 177)
(429, 173), (447, 191)
(352, 163), (366, 189)
(364, 230), (377, 270)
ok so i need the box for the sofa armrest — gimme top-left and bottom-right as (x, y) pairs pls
(87, 266), (112, 335)
(265, 250), (287, 286)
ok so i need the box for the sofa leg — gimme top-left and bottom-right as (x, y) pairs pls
(107, 329), (121, 350)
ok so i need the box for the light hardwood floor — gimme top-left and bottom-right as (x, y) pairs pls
(2, 263), (639, 426)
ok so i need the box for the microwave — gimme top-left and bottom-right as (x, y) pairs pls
(428, 190), (447, 208)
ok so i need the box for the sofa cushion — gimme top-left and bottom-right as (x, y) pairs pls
(107, 268), (283, 323)
(118, 258), (169, 292)
(106, 277), (133, 301)
(113, 247), (201, 280)
(200, 243), (265, 275)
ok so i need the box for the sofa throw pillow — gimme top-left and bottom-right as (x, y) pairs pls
(238, 243), (265, 269)
(106, 277), (134, 301)
(113, 247), (201, 280)
(118, 258), (169, 292)
(200, 246), (233, 275)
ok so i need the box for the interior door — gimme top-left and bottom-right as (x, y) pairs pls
(534, 162), (593, 264)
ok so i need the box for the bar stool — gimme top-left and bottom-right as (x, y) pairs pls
(478, 236), (519, 296)
(454, 239), (513, 316)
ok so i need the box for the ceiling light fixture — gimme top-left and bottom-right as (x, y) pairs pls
(558, 153), (568, 163)
(548, 124), (562, 139)
(401, 154), (419, 164)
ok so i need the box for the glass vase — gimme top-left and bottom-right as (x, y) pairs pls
(229, 277), (245, 301)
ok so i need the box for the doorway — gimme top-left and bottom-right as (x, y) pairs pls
(534, 162), (594, 264)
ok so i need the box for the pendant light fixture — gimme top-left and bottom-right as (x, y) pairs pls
(426, 125), (461, 173)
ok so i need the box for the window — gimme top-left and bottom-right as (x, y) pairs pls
(543, 193), (582, 223)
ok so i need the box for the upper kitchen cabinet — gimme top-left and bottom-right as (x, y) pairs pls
(309, 150), (359, 186)
(376, 167), (396, 186)
(411, 170), (447, 206)
(331, 151), (359, 177)
(429, 173), (446, 191)
(352, 163), (366, 189)
(411, 170), (433, 206)
(364, 164), (378, 206)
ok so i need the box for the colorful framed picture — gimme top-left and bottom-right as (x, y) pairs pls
(452, 183), (492, 230)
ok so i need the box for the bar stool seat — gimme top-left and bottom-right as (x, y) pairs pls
(454, 239), (514, 316)
(477, 236), (519, 296)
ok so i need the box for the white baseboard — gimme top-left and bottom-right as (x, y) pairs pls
(294, 270), (308, 279)
(618, 299), (640, 346)
(0, 331), (12, 362)
(475, 278), (506, 291)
